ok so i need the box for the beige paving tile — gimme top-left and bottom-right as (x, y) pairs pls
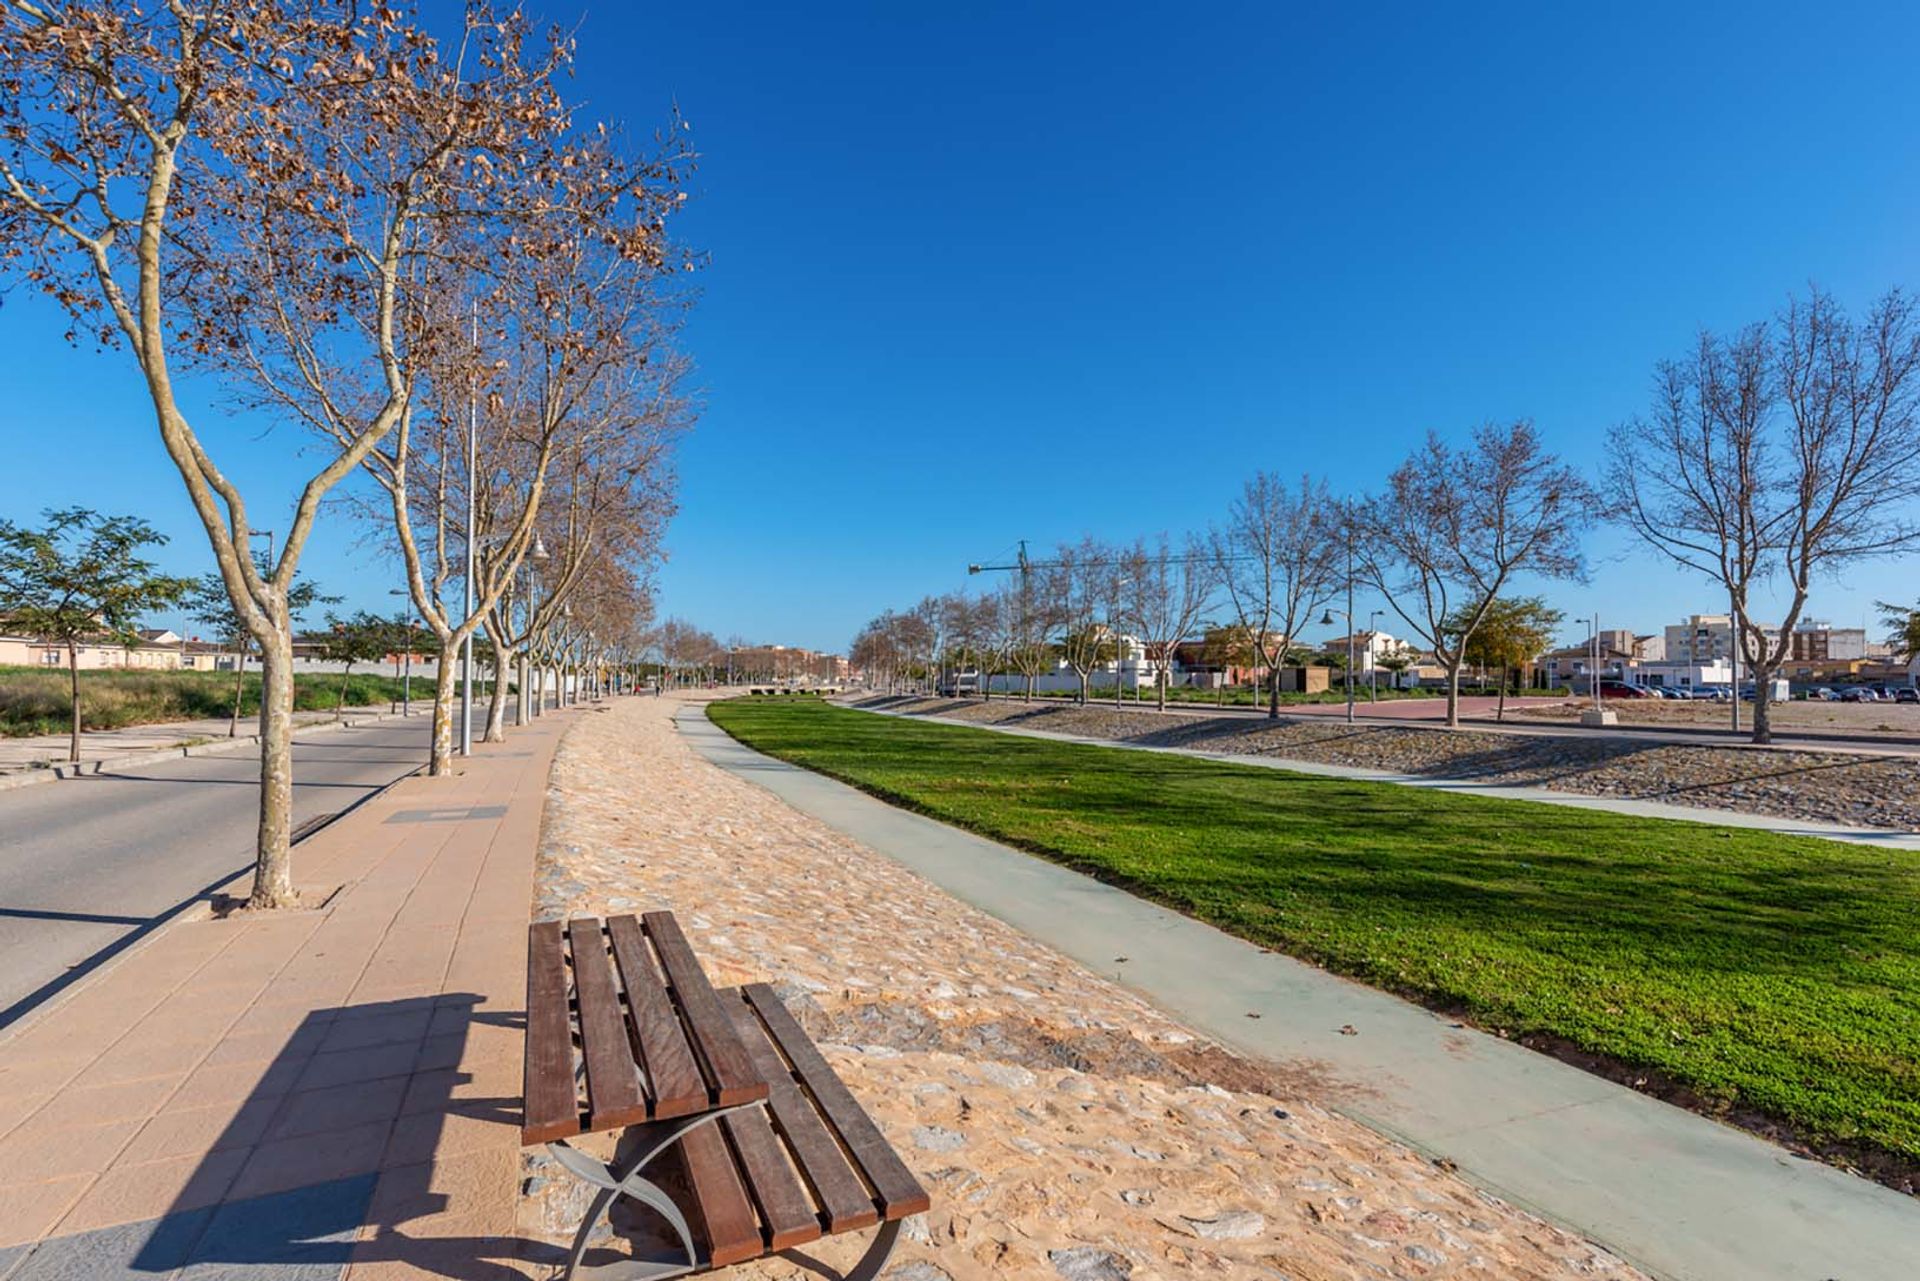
(269, 1076), (410, 1141)
(227, 1117), (393, 1200)
(0, 1118), (139, 1182)
(168, 1057), (305, 1110)
(0, 1174), (92, 1248)
(297, 1040), (421, 1091)
(45, 1076), (184, 1126)
(55, 1146), (250, 1233)
(365, 1145), (518, 1226)
(120, 1097), (279, 1163)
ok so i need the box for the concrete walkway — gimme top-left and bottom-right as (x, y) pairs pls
(681, 705), (1920, 1281)
(0, 707), (580, 1281)
(869, 703), (1920, 852)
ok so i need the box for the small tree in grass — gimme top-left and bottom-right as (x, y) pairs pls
(0, 509), (193, 762)
(322, 612), (397, 710)
(183, 560), (335, 736)
(1450, 596), (1563, 720)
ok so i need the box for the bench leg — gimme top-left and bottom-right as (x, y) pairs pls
(777, 1218), (903, 1281)
(546, 1104), (763, 1280)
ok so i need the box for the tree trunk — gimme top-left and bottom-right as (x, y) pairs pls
(67, 642), (81, 763)
(428, 640), (459, 775)
(487, 653), (511, 740)
(1497, 664), (1507, 722)
(1751, 662), (1773, 745)
(1267, 661), (1280, 720)
(1444, 655), (1464, 727)
(249, 630), (298, 910)
(1158, 669), (1168, 712)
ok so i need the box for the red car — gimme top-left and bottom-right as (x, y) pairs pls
(1595, 681), (1656, 699)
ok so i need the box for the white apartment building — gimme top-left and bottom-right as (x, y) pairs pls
(1664, 614), (1782, 664)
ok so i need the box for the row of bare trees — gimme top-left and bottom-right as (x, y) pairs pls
(854, 286), (1920, 744)
(0, 2), (690, 906)
(854, 419), (1593, 723)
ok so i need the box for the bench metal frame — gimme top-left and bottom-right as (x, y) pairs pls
(546, 1108), (903, 1281)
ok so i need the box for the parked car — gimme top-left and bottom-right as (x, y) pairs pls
(1596, 680), (1656, 699)
(1896, 687), (1919, 704)
(1839, 686), (1875, 702)
(1811, 686), (1839, 701)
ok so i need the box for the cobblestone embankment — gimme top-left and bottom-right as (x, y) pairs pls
(524, 695), (1639, 1280)
(859, 696), (1920, 833)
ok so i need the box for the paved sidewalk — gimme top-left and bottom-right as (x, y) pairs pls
(0, 707), (578, 1280)
(0, 700), (440, 780)
(687, 705), (1920, 1281)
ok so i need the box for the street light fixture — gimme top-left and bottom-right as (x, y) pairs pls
(388, 589), (413, 714)
(1367, 608), (1383, 704)
(1319, 608), (1357, 725)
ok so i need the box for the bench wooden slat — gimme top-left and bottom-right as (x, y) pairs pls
(728, 989), (878, 1232)
(607, 914), (707, 1119)
(722, 1104), (825, 1252)
(567, 918), (650, 1132)
(677, 1119), (763, 1267)
(644, 911), (764, 1106)
(717, 998), (831, 1248)
(522, 920), (579, 1144)
(745, 983), (932, 1219)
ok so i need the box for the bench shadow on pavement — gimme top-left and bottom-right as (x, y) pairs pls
(10, 993), (554, 1280)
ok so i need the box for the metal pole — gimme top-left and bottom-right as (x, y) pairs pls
(1345, 537), (1355, 724)
(403, 619), (412, 712)
(1729, 602), (1741, 733)
(1592, 614), (1602, 713)
(461, 303), (476, 756)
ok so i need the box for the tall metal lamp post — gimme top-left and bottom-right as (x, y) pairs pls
(1367, 608), (1383, 703)
(388, 589), (413, 714)
(1319, 607), (1357, 724)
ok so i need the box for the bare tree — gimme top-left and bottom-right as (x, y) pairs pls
(1121, 534), (1216, 712)
(995, 576), (1053, 702)
(0, 3), (593, 907)
(1357, 422), (1594, 727)
(1610, 288), (1920, 742)
(1042, 538), (1114, 704)
(1209, 474), (1341, 719)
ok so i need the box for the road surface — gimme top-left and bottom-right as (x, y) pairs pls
(0, 716), (436, 1026)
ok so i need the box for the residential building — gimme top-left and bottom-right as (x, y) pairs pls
(1663, 614), (1782, 664)
(1316, 630), (1404, 674)
(1789, 620), (1868, 662)
(0, 629), (184, 670)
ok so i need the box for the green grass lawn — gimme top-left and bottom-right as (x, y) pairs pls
(709, 697), (1920, 1167)
(0, 665), (450, 737)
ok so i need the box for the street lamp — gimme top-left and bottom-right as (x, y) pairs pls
(527, 534), (550, 716)
(388, 589), (413, 714)
(1319, 608), (1357, 725)
(1368, 609), (1383, 704)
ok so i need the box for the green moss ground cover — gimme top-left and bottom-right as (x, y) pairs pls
(710, 696), (1920, 1167)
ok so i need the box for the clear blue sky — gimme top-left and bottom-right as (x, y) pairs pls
(3, 2), (1917, 652)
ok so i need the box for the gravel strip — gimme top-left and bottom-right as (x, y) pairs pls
(524, 694), (1641, 1280)
(863, 696), (1920, 833)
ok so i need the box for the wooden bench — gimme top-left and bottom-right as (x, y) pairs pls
(524, 911), (930, 1280)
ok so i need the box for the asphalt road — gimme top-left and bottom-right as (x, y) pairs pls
(0, 716), (436, 1026)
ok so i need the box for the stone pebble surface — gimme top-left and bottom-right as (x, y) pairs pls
(875, 696), (1920, 834)
(522, 694), (1640, 1280)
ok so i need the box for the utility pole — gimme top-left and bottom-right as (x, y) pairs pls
(460, 302), (477, 756)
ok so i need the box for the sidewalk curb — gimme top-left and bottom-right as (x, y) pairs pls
(0, 703), (436, 792)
